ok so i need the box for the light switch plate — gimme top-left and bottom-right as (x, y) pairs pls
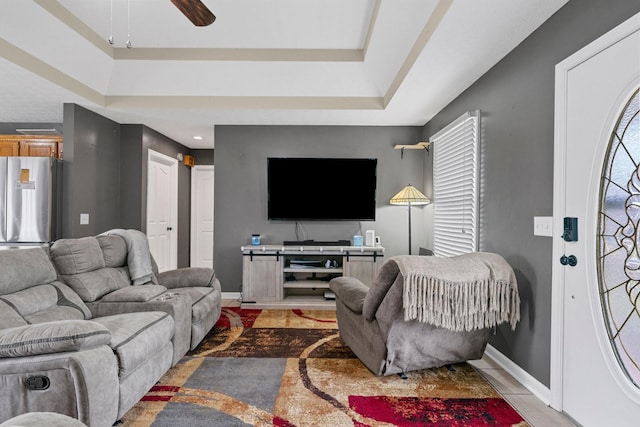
(80, 213), (89, 225)
(534, 216), (553, 237)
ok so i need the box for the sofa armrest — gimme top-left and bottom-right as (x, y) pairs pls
(329, 277), (368, 314)
(156, 267), (217, 289)
(0, 320), (111, 358)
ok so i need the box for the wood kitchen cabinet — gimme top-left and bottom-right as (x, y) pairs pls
(0, 135), (63, 158)
(0, 139), (19, 156)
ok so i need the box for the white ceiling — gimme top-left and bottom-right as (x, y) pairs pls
(0, 0), (569, 148)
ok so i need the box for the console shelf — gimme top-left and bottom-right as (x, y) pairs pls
(283, 280), (330, 289)
(241, 244), (384, 309)
(282, 268), (343, 274)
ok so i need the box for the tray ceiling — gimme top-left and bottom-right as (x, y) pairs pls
(0, 0), (568, 148)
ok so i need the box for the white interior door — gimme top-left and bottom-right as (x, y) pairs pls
(553, 13), (640, 426)
(147, 150), (178, 272)
(191, 165), (214, 268)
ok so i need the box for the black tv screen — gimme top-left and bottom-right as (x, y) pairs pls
(268, 157), (377, 221)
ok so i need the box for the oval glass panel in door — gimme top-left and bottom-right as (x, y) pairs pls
(598, 88), (640, 389)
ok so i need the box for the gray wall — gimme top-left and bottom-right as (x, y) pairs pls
(192, 149), (214, 165)
(214, 125), (425, 292)
(62, 104), (121, 237)
(422, 0), (640, 387)
(119, 125), (144, 231)
(62, 106), (193, 267)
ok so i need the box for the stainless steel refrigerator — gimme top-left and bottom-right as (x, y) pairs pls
(0, 157), (61, 247)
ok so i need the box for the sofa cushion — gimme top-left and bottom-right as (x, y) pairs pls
(97, 235), (128, 268)
(0, 248), (57, 295)
(0, 320), (111, 358)
(100, 285), (167, 302)
(59, 268), (130, 302)
(92, 312), (174, 380)
(50, 237), (105, 275)
(0, 282), (92, 324)
(363, 260), (401, 321)
(100, 229), (155, 286)
(156, 267), (215, 288)
(0, 300), (28, 329)
(180, 287), (216, 321)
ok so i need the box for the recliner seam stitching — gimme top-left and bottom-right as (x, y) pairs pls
(111, 312), (171, 350)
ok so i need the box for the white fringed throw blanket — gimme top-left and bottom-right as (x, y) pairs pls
(395, 252), (520, 332)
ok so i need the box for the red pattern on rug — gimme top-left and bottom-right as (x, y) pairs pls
(349, 395), (525, 427)
(214, 307), (262, 328)
(273, 417), (298, 427)
(140, 385), (180, 402)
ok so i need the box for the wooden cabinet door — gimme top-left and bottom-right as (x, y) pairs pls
(0, 135), (62, 158)
(343, 256), (384, 286)
(19, 140), (59, 158)
(242, 255), (281, 302)
(0, 140), (19, 156)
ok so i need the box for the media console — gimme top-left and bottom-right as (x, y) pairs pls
(240, 244), (385, 309)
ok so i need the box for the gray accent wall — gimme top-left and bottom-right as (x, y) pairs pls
(214, 125), (425, 292)
(62, 104), (121, 237)
(422, 0), (640, 387)
(61, 106), (193, 267)
(119, 125), (145, 231)
(192, 149), (214, 165)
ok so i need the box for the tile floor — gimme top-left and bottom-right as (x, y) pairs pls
(468, 357), (576, 426)
(220, 299), (576, 427)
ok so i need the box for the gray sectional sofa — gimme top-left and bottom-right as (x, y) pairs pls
(49, 234), (221, 365)
(0, 232), (222, 427)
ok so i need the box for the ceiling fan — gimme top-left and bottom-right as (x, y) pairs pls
(170, 0), (216, 26)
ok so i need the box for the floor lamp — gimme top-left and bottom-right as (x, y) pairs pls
(390, 184), (430, 255)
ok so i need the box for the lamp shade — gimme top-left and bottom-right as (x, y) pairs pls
(390, 184), (430, 206)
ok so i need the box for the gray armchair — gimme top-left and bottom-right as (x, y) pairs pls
(329, 252), (520, 376)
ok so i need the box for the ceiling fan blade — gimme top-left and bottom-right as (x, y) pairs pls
(171, 0), (216, 26)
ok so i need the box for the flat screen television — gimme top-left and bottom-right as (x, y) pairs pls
(268, 157), (377, 221)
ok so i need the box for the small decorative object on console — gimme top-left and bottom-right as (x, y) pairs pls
(365, 230), (375, 246)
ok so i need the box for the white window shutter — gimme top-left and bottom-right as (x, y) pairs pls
(432, 111), (480, 257)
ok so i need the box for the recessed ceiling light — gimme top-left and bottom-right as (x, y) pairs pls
(193, 136), (203, 140)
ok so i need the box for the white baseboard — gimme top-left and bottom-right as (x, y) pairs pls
(484, 344), (552, 406)
(221, 292), (241, 300)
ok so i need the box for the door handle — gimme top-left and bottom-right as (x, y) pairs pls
(167, 227), (173, 231)
(560, 255), (577, 266)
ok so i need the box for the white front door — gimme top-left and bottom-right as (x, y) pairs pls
(147, 150), (178, 272)
(553, 13), (640, 426)
(191, 165), (214, 268)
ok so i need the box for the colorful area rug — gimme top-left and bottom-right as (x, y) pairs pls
(122, 308), (528, 426)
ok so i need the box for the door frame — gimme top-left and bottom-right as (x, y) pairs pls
(147, 149), (178, 271)
(190, 164), (214, 267)
(551, 11), (640, 411)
